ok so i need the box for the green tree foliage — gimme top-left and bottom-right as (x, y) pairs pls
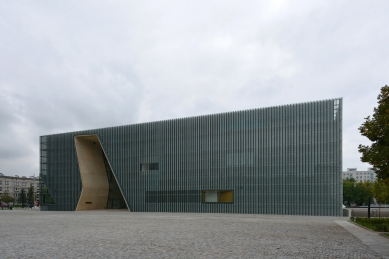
(0, 192), (15, 204)
(343, 178), (355, 206)
(343, 179), (373, 206)
(27, 186), (35, 204)
(358, 85), (389, 180)
(17, 188), (27, 207)
(363, 180), (374, 201)
(354, 182), (371, 205)
(373, 180), (389, 204)
(344, 178), (389, 206)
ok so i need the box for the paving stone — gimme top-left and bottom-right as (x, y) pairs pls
(0, 210), (382, 258)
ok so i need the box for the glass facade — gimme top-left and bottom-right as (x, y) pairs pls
(40, 99), (342, 216)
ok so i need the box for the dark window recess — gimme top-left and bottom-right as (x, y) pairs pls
(149, 163), (159, 170)
(145, 190), (200, 203)
(140, 163), (159, 171)
(85, 202), (92, 204)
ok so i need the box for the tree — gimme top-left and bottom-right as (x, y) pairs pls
(343, 178), (355, 206)
(373, 180), (389, 204)
(343, 178), (373, 206)
(354, 181), (372, 205)
(27, 186), (35, 204)
(17, 188), (27, 208)
(0, 192), (15, 204)
(358, 85), (389, 180)
(363, 180), (374, 203)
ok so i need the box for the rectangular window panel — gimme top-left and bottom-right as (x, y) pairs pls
(140, 163), (159, 171)
(202, 190), (234, 203)
(202, 191), (218, 202)
(220, 190), (234, 203)
(145, 190), (200, 203)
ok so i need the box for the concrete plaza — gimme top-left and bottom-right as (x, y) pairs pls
(0, 210), (387, 258)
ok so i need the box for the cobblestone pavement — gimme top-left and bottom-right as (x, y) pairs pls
(0, 210), (384, 258)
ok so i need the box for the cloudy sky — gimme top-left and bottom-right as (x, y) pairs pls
(1, 1), (388, 177)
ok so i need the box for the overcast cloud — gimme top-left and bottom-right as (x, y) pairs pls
(1, 1), (388, 177)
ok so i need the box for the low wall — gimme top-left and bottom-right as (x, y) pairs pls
(349, 208), (389, 217)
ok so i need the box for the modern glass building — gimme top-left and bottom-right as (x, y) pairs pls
(40, 98), (342, 216)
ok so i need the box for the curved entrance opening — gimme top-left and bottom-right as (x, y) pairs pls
(74, 135), (129, 211)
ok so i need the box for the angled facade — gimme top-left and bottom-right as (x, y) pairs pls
(40, 98), (343, 216)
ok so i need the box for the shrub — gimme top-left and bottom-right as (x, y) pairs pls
(354, 217), (389, 232)
(376, 224), (388, 232)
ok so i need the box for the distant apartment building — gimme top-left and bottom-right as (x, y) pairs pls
(0, 173), (40, 201)
(342, 168), (376, 182)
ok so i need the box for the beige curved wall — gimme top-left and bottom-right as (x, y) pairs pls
(75, 135), (109, 211)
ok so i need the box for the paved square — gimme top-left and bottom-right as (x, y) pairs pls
(0, 210), (384, 258)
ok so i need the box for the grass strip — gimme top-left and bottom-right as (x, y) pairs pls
(350, 217), (389, 232)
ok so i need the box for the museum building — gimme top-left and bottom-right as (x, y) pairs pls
(40, 99), (342, 216)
